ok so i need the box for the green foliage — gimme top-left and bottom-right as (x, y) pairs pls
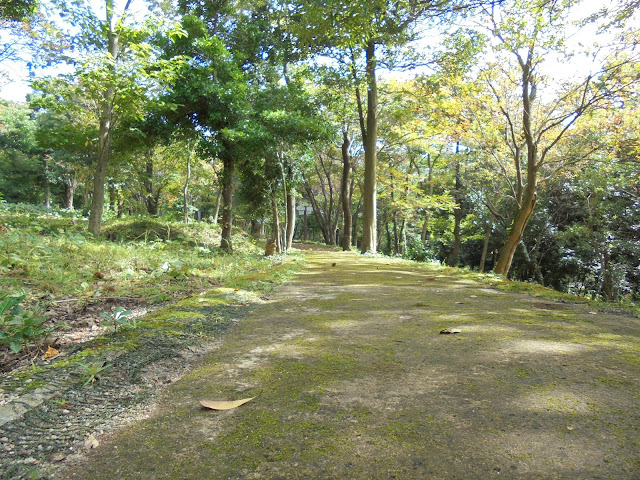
(100, 306), (134, 332)
(79, 361), (111, 387)
(0, 0), (37, 20)
(0, 293), (49, 353)
(0, 102), (44, 204)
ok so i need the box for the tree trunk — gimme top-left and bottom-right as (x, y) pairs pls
(116, 186), (123, 218)
(446, 157), (462, 267)
(220, 147), (234, 252)
(303, 206), (308, 241)
(340, 130), (353, 251)
(212, 189), (222, 224)
(251, 219), (262, 237)
(43, 156), (51, 208)
(494, 187), (537, 276)
(385, 223), (392, 255)
(183, 150), (191, 224)
(63, 174), (76, 210)
(479, 216), (493, 273)
(83, 181), (91, 211)
(303, 179), (333, 245)
(286, 193), (295, 251)
(602, 253), (615, 300)
(88, 140), (110, 234)
(278, 156), (289, 253)
(109, 184), (116, 211)
(271, 187), (281, 253)
(88, 0), (118, 236)
(143, 153), (159, 216)
(494, 56), (541, 277)
(352, 199), (362, 247)
(360, 41), (378, 253)
(421, 217), (429, 243)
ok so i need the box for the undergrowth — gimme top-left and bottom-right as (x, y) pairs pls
(0, 205), (302, 355)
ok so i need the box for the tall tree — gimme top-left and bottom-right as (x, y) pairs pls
(477, 0), (637, 277)
(289, 0), (480, 253)
(31, 0), (184, 234)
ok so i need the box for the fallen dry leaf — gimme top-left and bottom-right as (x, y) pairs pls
(440, 328), (461, 334)
(44, 346), (59, 359)
(200, 395), (257, 411)
(50, 453), (66, 462)
(426, 276), (436, 281)
(84, 434), (99, 450)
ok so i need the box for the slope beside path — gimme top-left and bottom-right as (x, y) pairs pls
(59, 249), (640, 479)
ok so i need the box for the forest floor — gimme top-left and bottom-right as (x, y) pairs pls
(7, 247), (640, 479)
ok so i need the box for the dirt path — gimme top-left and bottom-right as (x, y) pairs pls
(59, 249), (640, 479)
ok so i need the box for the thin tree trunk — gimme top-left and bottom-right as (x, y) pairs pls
(447, 155), (462, 267)
(494, 187), (537, 276)
(43, 156), (51, 208)
(352, 198), (362, 247)
(494, 56), (540, 277)
(183, 150), (191, 224)
(143, 155), (159, 216)
(278, 155), (289, 253)
(479, 216), (493, 273)
(220, 146), (234, 252)
(63, 175), (76, 210)
(88, 0), (119, 236)
(116, 186), (123, 218)
(422, 153), (435, 244)
(385, 223), (392, 255)
(518, 240), (544, 285)
(303, 206), (308, 241)
(360, 41), (378, 253)
(213, 189), (222, 224)
(83, 181), (90, 211)
(286, 193), (295, 250)
(340, 131), (353, 251)
(109, 183), (116, 211)
(303, 179), (333, 245)
(271, 187), (281, 253)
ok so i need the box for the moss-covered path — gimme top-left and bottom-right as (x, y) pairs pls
(60, 250), (640, 479)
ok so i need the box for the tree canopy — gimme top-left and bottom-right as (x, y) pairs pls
(0, 0), (638, 301)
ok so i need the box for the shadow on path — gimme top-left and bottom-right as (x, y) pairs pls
(60, 249), (640, 479)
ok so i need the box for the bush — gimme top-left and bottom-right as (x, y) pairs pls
(0, 293), (49, 353)
(405, 240), (436, 263)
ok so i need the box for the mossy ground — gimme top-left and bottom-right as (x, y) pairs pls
(59, 249), (640, 480)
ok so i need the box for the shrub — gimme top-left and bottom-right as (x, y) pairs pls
(0, 293), (49, 353)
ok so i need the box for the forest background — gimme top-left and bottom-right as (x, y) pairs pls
(1, 0), (639, 304)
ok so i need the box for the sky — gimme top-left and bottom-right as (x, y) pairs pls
(0, 0), (629, 103)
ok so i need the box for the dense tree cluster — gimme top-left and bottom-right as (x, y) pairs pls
(0, 0), (638, 301)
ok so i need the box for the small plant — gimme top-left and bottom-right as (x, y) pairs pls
(100, 306), (134, 331)
(0, 293), (49, 353)
(79, 361), (111, 386)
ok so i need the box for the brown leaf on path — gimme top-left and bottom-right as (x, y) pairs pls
(44, 346), (60, 359)
(440, 328), (461, 334)
(200, 395), (258, 411)
(426, 276), (436, 281)
(84, 434), (99, 450)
